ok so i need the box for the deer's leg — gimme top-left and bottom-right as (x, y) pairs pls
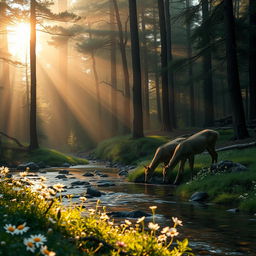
(173, 159), (186, 185)
(188, 155), (195, 180)
(207, 147), (218, 163)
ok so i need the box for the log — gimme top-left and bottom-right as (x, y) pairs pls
(0, 132), (27, 148)
(216, 141), (256, 152)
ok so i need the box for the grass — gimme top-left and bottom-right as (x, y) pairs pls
(1, 140), (88, 166)
(0, 168), (192, 256)
(94, 135), (168, 165)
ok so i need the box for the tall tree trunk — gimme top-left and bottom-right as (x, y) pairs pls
(112, 0), (131, 134)
(29, 0), (39, 150)
(110, 1), (118, 135)
(164, 0), (176, 128)
(129, 0), (144, 138)
(185, 0), (195, 127)
(202, 0), (214, 127)
(223, 0), (249, 139)
(158, 0), (172, 131)
(249, 0), (256, 121)
(140, 3), (150, 129)
(153, 5), (162, 123)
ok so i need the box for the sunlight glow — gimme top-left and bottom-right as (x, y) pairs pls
(8, 23), (30, 62)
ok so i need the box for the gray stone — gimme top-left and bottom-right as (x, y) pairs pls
(59, 170), (69, 175)
(119, 170), (128, 176)
(230, 163), (248, 173)
(226, 208), (239, 213)
(83, 172), (94, 177)
(17, 162), (39, 171)
(190, 192), (209, 202)
(97, 181), (115, 187)
(71, 180), (90, 186)
(86, 187), (102, 197)
(55, 175), (67, 179)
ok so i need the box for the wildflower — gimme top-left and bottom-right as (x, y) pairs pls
(23, 238), (36, 253)
(40, 176), (47, 182)
(161, 226), (170, 234)
(157, 234), (167, 242)
(0, 167), (9, 176)
(148, 222), (160, 231)
(166, 227), (179, 237)
(48, 217), (56, 224)
(136, 216), (145, 223)
(48, 188), (56, 196)
(19, 172), (28, 178)
(30, 234), (47, 247)
(116, 241), (127, 248)
(79, 196), (87, 203)
(172, 217), (183, 226)
(100, 213), (110, 221)
(149, 206), (157, 211)
(125, 220), (132, 226)
(16, 223), (29, 235)
(4, 224), (16, 235)
(53, 183), (65, 192)
(40, 245), (56, 256)
(88, 208), (96, 215)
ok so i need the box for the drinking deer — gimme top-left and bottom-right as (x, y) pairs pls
(144, 137), (187, 183)
(162, 129), (219, 184)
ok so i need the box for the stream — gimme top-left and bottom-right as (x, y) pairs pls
(23, 161), (256, 256)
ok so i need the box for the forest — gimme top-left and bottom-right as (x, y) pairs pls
(0, 0), (256, 256)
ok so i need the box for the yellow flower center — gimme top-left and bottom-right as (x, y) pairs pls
(17, 225), (24, 230)
(27, 242), (33, 248)
(34, 238), (41, 242)
(8, 227), (15, 232)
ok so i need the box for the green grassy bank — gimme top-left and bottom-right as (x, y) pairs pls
(0, 169), (191, 256)
(93, 130), (256, 213)
(1, 140), (88, 166)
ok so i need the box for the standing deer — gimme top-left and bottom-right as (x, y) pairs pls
(162, 129), (219, 184)
(144, 137), (187, 183)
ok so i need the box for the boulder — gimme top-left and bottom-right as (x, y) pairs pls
(230, 163), (248, 173)
(97, 181), (115, 187)
(59, 170), (69, 175)
(190, 192), (209, 202)
(17, 162), (39, 171)
(108, 210), (151, 218)
(83, 172), (94, 177)
(55, 175), (67, 179)
(118, 170), (129, 176)
(86, 187), (102, 197)
(226, 208), (239, 213)
(37, 161), (46, 168)
(71, 180), (90, 186)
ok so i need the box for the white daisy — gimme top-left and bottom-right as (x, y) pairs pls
(148, 222), (160, 231)
(23, 238), (36, 252)
(4, 224), (16, 235)
(16, 223), (30, 234)
(172, 217), (183, 226)
(30, 234), (47, 247)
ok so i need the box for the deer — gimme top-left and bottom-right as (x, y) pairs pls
(144, 137), (188, 183)
(162, 129), (219, 185)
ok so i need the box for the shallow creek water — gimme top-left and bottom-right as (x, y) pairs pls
(23, 162), (256, 256)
